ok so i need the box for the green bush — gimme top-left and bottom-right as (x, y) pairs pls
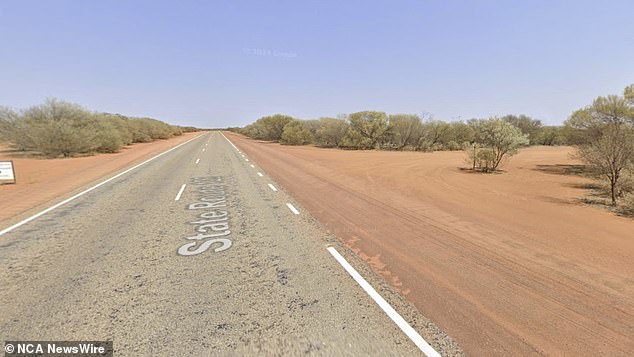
(387, 114), (423, 150)
(1, 99), (186, 157)
(280, 120), (314, 145)
(239, 112), (549, 158)
(341, 127), (372, 149)
(347, 111), (390, 149)
(31, 119), (98, 157)
(501, 114), (543, 145)
(315, 118), (349, 147)
(241, 114), (294, 141)
(94, 121), (125, 153)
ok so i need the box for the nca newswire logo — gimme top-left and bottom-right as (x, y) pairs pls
(4, 341), (113, 356)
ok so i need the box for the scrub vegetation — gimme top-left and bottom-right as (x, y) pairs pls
(237, 112), (549, 172)
(565, 85), (634, 210)
(236, 84), (634, 216)
(0, 99), (197, 157)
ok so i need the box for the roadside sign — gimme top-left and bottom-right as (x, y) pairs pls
(0, 160), (16, 184)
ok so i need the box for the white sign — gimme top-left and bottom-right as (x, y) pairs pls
(0, 160), (16, 182)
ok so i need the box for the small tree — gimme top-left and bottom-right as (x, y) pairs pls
(577, 125), (634, 205)
(567, 87), (634, 205)
(280, 120), (314, 145)
(473, 118), (529, 171)
(315, 117), (349, 147)
(348, 111), (390, 149)
(21, 99), (98, 156)
(388, 114), (423, 150)
(501, 114), (543, 145)
(446, 121), (475, 148)
(258, 114), (295, 141)
(537, 126), (563, 146)
(417, 120), (450, 151)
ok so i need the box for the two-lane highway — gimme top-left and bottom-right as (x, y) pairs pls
(0, 132), (458, 355)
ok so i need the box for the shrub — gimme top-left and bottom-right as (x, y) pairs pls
(1, 99), (184, 157)
(348, 111), (390, 149)
(537, 126), (564, 145)
(128, 119), (154, 143)
(315, 118), (349, 147)
(280, 120), (314, 145)
(445, 140), (463, 151)
(31, 119), (98, 157)
(94, 121), (125, 153)
(341, 127), (372, 149)
(387, 114), (423, 150)
(501, 114), (543, 145)
(568, 87), (634, 205)
(618, 192), (634, 216)
(473, 118), (529, 171)
(617, 170), (634, 196)
(475, 148), (497, 172)
(0, 107), (18, 143)
(242, 114), (295, 141)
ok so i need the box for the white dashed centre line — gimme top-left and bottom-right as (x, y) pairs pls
(174, 184), (187, 201)
(250, 164), (255, 168)
(202, 148), (206, 152)
(267, 184), (278, 192)
(195, 158), (200, 164)
(245, 159), (249, 162)
(326, 247), (441, 357)
(257, 172), (264, 177)
(286, 203), (300, 215)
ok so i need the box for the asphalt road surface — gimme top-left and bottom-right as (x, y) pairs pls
(0, 132), (460, 356)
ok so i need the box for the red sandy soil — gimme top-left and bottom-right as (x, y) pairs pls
(226, 132), (634, 356)
(0, 132), (201, 225)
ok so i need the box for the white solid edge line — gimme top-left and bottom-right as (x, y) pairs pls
(267, 183), (278, 192)
(0, 134), (203, 237)
(326, 247), (441, 357)
(221, 129), (437, 355)
(174, 184), (187, 201)
(195, 158), (200, 164)
(219, 131), (240, 151)
(286, 203), (300, 215)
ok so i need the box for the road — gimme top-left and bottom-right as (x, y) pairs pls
(0, 132), (459, 356)
(225, 132), (634, 356)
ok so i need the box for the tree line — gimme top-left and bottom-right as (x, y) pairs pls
(238, 112), (564, 151)
(0, 99), (197, 157)
(236, 84), (634, 215)
(236, 112), (558, 172)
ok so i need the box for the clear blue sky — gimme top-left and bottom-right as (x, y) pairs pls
(1, 0), (632, 127)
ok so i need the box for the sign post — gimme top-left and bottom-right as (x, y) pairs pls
(0, 160), (16, 184)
